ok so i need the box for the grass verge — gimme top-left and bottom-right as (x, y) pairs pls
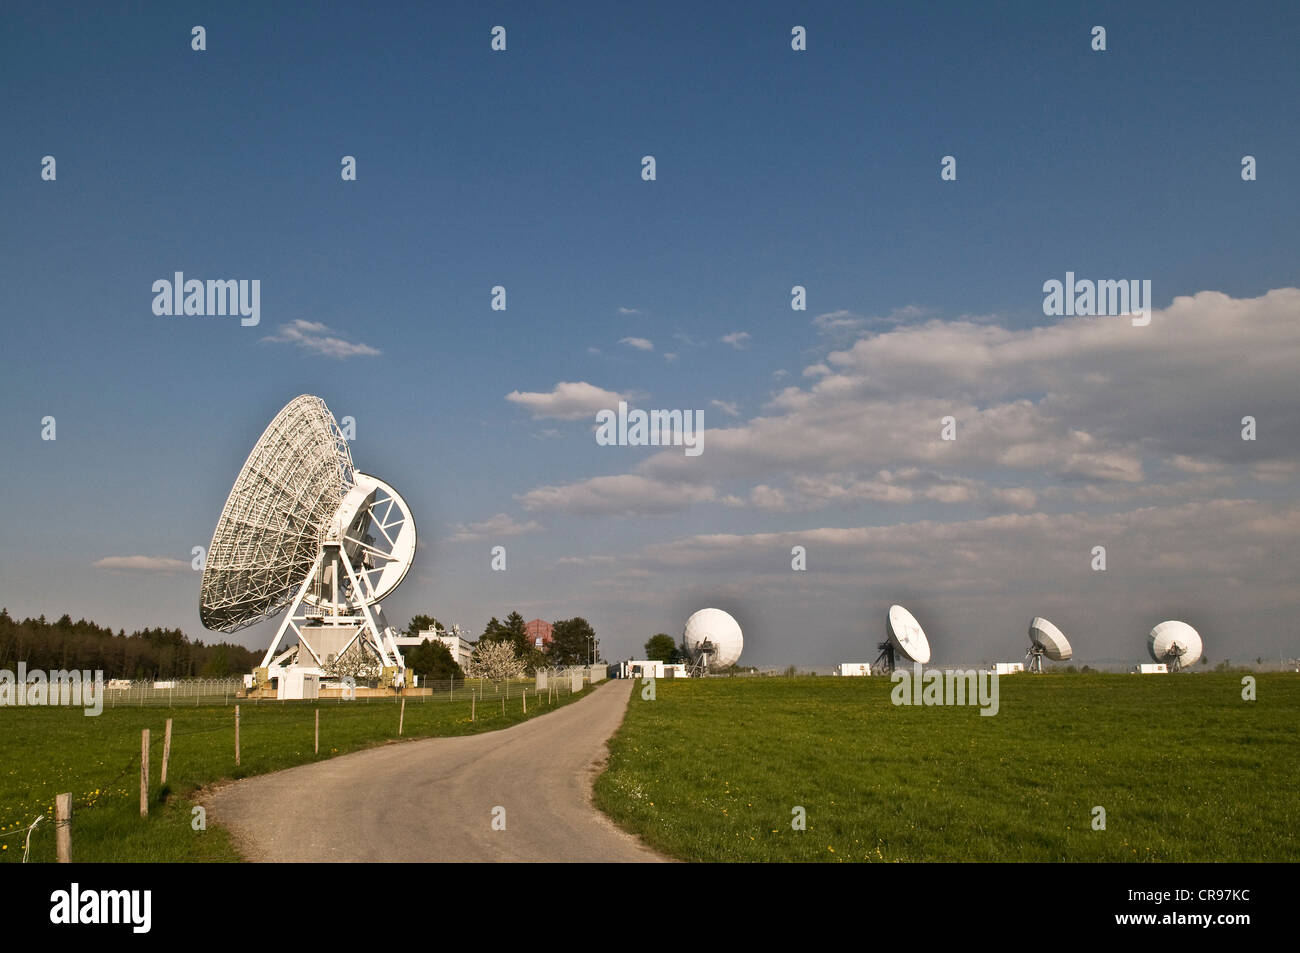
(2, 681), (588, 862)
(593, 673), (1299, 862)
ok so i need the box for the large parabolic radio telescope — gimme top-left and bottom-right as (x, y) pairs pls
(875, 604), (931, 674)
(199, 395), (416, 689)
(1026, 617), (1073, 673)
(681, 608), (744, 675)
(1148, 620), (1203, 672)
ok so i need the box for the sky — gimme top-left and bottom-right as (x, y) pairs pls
(2, 1), (1298, 670)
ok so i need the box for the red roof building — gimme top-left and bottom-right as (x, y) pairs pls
(524, 618), (553, 650)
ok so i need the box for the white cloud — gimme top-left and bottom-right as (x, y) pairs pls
(261, 320), (381, 359)
(710, 399), (741, 417)
(517, 474), (715, 515)
(618, 307), (643, 315)
(635, 289), (1300, 493)
(813, 306), (925, 340)
(512, 289), (1300, 529)
(619, 337), (654, 351)
(94, 555), (189, 573)
(448, 513), (542, 543)
(506, 381), (628, 420)
(720, 331), (752, 349)
(633, 499), (1300, 612)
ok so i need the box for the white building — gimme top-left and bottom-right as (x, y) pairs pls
(425, 630), (474, 671)
(628, 659), (665, 678)
(837, 663), (872, 676)
(1135, 663), (1168, 674)
(993, 662), (1025, 675)
(390, 628), (475, 671)
(278, 669), (319, 700)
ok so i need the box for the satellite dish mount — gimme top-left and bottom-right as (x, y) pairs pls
(874, 640), (897, 675)
(686, 638), (716, 677)
(259, 474), (415, 681)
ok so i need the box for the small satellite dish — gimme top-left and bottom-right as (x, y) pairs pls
(200, 395), (417, 690)
(1026, 617), (1073, 673)
(681, 608), (744, 675)
(1148, 621), (1202, 672)
(875, 604), (931, 673)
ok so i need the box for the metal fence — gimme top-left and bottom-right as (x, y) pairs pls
(105, 678), (246, 707)
(100, 673), (597, 707)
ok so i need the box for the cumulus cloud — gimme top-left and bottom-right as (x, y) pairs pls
(653, 498), (1298, 582)
(505, 381), (628, 420)
(720, 331), (752, 349)
(619, 337), (654, 351)
(262, 320), (381, 359)
(517, 474), (715, 515)
(511, 289), (1300, 527)
(447, 513), (542, 543)
(710, 399), (741, 417)
(94, 555), (189, 573)
(637, 289), (1300, 491)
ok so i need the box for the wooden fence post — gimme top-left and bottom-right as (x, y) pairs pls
(235, 705), (241, 766)
(471, 694), (475, 722)
(399, 697), (406, 736)
(140, 729), (150, 816)
(315, 708), (319, 754)
(161, 718), (172, 785)
(522, 689), (526, 714)
(55, 793), (72, 863)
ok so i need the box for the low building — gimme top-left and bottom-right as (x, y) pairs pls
(391, 628), (475, 671)
(1135, 663), (1168, 674)
(425, 630), (474, 671)
(524, 618), (553, 651)
(837, 663), (872, 676)
(628, 659), (665, 679)
(993, 662), (1024, 675)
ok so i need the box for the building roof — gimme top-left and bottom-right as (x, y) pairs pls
(524, 618), (553, 647)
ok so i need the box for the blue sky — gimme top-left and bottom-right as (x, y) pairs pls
(2, 1), (1298, 668)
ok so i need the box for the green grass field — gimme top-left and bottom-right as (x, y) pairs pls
(593, 673), (1300, 862)
(1, 680), (584, 862)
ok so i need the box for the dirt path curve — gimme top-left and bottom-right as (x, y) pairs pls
(202, 678), (664, 862)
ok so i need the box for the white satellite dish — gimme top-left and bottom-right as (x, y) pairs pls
(200, 395), (417, 688)
(681, 608), (744, 675)
(1148, 621), (1202, 672)
(1026, 617), (1073, 672)
(875, 604), (931, 673)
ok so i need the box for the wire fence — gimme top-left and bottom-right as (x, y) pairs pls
(100, 669), (608, 707)
(105, 678), (246, 707)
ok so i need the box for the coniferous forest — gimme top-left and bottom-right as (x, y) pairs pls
(0, 608), (258, 679)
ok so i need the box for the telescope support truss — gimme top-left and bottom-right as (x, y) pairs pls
(259, 540), (402, 674)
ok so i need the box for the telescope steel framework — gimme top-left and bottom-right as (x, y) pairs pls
(199, 395), (417, 684)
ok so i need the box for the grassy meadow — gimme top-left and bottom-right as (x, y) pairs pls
(593, 673), (1300, 862)
(1, 680), (585, 862)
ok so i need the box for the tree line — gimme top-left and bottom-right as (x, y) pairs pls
(400, 610), (599, 681)
(0, 608), (259, 679)
(0, 606), (603, 684)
